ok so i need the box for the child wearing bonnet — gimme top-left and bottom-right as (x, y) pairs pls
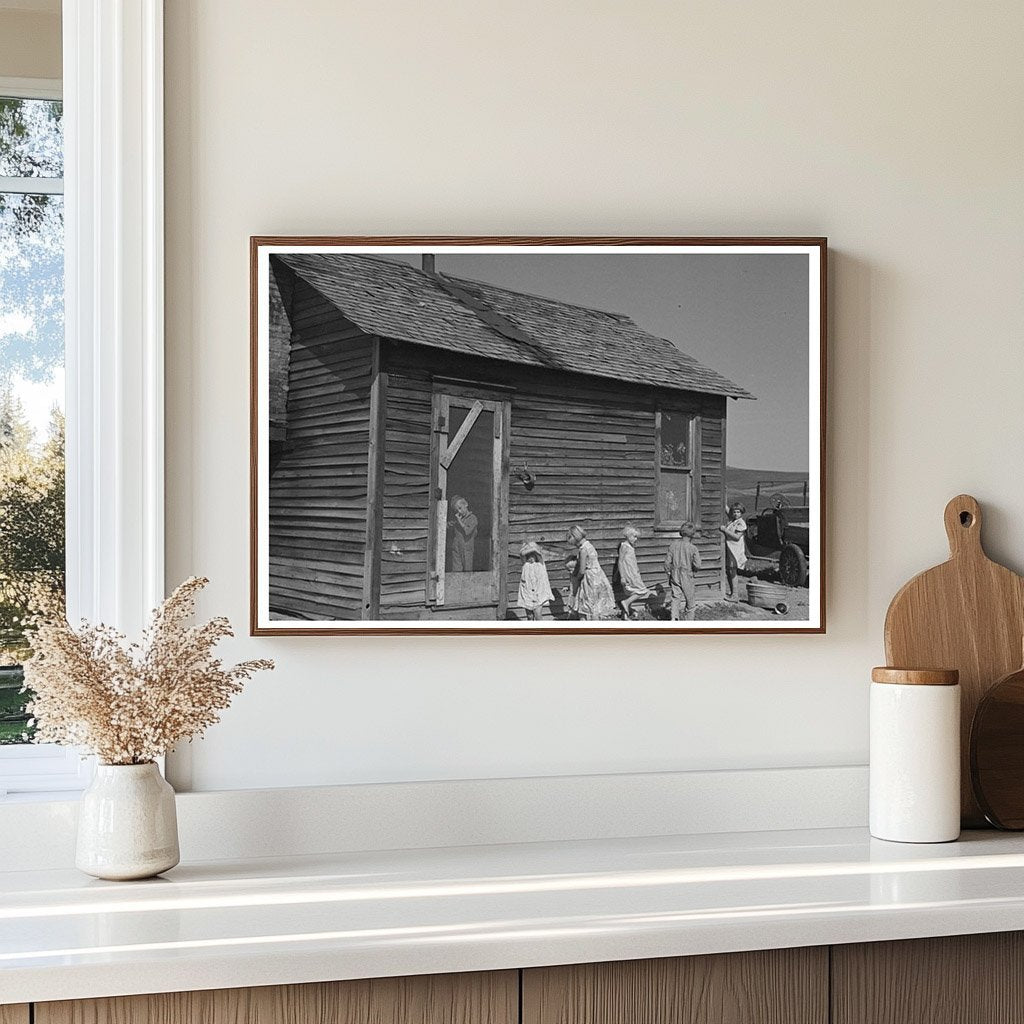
(517, 541), (555, 620)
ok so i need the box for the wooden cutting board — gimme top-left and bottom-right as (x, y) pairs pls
(884, 494), (1024, 826)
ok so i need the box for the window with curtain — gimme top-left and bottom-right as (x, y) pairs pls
(654, 409), (697, 530)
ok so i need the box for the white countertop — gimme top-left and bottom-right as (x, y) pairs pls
(4, 826), (1024, 1004)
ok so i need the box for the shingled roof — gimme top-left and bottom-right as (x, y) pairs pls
(276, 253), (755, 400)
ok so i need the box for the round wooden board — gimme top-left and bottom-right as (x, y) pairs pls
(971, 665), (1024, 830)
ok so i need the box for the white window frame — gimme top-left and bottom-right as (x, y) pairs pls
(0, 77), (62, 101)
(0, 0), (165, 797)
(0, 75), (81, 795)
(0, 76), (64, 194)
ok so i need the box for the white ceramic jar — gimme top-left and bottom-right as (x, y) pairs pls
(870, 667), (961, 843)
(76, 762), (180, 880)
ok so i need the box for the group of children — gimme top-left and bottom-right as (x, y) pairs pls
(516, 504), (749, 621)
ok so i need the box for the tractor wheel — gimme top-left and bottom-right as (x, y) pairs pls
(779, 543), (808, 587)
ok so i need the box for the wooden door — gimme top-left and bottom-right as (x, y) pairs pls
(832, 933), (1024, 1024)
(36, 971), (518, 1024)
(428, 391), (510, 613)
(0, 1007), (29, 1024)
(523, 949), (828, 1024)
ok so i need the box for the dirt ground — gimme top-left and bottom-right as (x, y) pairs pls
(696, 565), (810, 621)
(549, 553), (810, 622)
(696, 588), (809, 621)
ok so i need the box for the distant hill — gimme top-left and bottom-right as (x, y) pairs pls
(725, 466), (809, 511)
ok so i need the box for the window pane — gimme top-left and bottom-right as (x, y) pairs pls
(0, 184), (65, 745)
(0, 98), (63, 178)
(660, 411), (691, 468)
(656, 468), (691, 525)
(445, 406), (493, 573)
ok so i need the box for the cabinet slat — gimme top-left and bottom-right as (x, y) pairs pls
(35, 971), (518, 1024)
(832, 932), (1024, 1024)
(522, 948), (828, 1024)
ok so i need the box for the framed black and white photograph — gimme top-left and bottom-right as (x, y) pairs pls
(250, 237), (826, 634)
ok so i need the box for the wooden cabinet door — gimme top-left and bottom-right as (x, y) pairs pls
(0, 1007), (29, 1024)
(522, 949), (828, 1024)
(36, 971), (517, 1024)
(832, 932), (1024, 1024)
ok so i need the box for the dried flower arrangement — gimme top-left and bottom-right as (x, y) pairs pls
(22, 577), (273, 765)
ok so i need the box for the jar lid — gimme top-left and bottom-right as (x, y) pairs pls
(871, 667), (959, 686)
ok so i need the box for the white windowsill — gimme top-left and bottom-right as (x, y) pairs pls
(0, 786), (83, 802)
(3, 824), (1024, 1005)
(0, 763), (871, 1002)
(0, 745), (94, 798)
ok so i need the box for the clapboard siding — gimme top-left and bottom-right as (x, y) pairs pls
(505, 386), (725, 618)
(267, 260), (295, 441)
(378, 373), (434, 616)
(268, 278), (374, 620)
(379, 342), (728, 621)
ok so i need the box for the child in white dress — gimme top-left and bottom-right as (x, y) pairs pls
(566, 525), (617, 620)
(517, 541), (555, 620)
(719, 503), (748, 600)
(616, 525), (655, 618)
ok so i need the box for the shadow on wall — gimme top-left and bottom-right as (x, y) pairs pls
(828, 250), (872, 635)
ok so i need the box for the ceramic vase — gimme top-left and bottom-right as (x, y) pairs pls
(76, 762), (180, 880)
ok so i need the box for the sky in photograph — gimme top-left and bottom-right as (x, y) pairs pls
(387, 252), (811, 473)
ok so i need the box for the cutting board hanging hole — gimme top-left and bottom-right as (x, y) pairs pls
(944, 494), (983, 556)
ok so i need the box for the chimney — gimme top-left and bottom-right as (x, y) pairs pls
(422, 253), (436, 275)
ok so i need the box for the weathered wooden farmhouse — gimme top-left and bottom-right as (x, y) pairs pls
(267, 254), (754, 621)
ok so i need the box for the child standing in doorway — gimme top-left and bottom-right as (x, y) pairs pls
(517, 541), (555, 620)
(447, 495), (478, 572)
(665, 522), (702, 621)
(719, 503), (748, 601)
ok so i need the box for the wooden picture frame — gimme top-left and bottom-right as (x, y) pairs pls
(251, 237), (827, 635)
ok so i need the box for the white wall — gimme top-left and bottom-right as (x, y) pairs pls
(0, 6), (61, 80)
(164, 1), (1024, 792)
